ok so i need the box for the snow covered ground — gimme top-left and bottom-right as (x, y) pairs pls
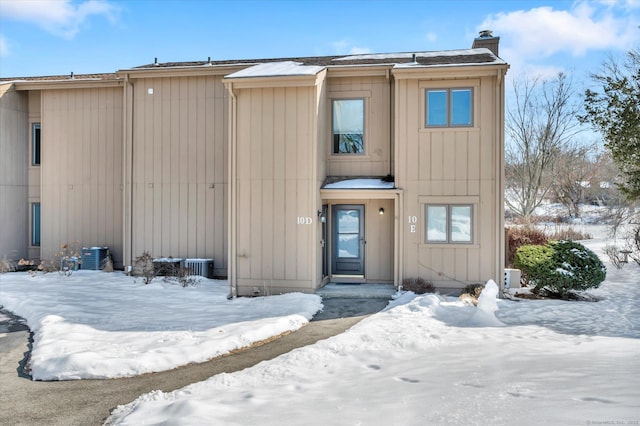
(107, 234), (638, 426)
(0, 275), (322, 380)
(1, 224), (639, 425)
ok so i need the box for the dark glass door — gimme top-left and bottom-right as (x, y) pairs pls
(332, 205), (365, 275)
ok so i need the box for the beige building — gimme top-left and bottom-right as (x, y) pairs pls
(0, 32), (508, 296)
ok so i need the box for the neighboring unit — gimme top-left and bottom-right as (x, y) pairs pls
(0, 32), (508, 295)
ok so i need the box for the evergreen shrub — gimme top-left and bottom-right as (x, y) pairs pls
(506, 226), (549, 267)
(514, 240), (606, 298)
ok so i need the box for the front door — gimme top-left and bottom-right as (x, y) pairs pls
(321, 204), (328, 278)
(332, 205), (365, 275)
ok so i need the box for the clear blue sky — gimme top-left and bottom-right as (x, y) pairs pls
(1, 0), (638, 87)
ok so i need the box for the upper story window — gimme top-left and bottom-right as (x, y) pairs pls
(32, 123), (41, 166)
(425, 88), (473, 127)
(332, 99), (364, 154)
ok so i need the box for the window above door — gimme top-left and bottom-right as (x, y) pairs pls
(332, 98), (364, 154)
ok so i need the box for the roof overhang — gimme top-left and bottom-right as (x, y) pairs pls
(320, 188), (402, 200)
(119, 63), (250, 79)
(392, 62), (509, 80)
(320, 178), (402, 200)
(326, 65), (393, 78)
(9, 77), (124, 91)
(223, 61), (327, 88)
(225, 61), (325, 78)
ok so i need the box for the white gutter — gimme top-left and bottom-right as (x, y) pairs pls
(496, 68), (506, 297)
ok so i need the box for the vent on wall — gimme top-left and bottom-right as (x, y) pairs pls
(185, 258), (214, 278)
(504, 268), (521, 289)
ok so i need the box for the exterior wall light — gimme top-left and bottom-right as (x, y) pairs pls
(379, 207), (385, 215)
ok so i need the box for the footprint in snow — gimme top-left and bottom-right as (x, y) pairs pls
(396, 377), (420, 383)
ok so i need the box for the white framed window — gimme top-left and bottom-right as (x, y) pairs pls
(32, 123), (41, 166)
(332, 98), (364, 154)
(425, 88), (473, 127)
(425, 204), (473, 244)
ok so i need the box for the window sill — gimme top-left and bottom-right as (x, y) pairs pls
(419, 127), (479, 133)
(419, 243), (480, 249)
(329, 154), (372, 160)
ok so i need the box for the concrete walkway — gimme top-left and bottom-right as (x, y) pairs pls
(0, 291), (391, 426)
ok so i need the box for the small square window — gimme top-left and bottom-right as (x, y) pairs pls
(425, 88), (473, 127)
(32, 123), (41, 166)
(332, 99), (364, 154)
(425, 204), (473, 244)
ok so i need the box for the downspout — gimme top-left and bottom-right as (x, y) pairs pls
(392, 69), (403, 289)
(386, 68), (393, 177)
(310, 71), (323, 290)
(496, 68), (506, 297)
(227, 82), (237, 299)
(123, 73), (134, 269)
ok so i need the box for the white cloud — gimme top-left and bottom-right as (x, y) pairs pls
(1, 0), (119, 39)
(348, 46), (372, 55)
(332, 40), (372, 55)
(480, 1), (639, 59)
(593, 0), (640, 9)
(0, 34), (9, 57)
(505, 60), (565, 82)
(424, 31), (438, 43)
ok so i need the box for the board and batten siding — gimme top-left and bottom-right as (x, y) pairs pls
(129, 75), (228, 274)
(40, 87), (123, 265)
(232, 85), (319, 294)
(0, 84), (29, 261)
(27, 91), (42, 260)
(395, 72), (505, 292)
(325, 75), (392, 177)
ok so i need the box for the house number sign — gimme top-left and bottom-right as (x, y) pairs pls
(408, 215), (417, 233)
(297, 216), (313, 225)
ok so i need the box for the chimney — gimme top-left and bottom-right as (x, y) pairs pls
(472, 30), (500, 57)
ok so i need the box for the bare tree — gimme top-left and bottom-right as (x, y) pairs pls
(505, 72), (582, 218)
(552, 143), (598, 218)
(585, 150), (621, 206)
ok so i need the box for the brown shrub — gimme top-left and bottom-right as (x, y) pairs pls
(0, 256), (16, 273)
(459, 283), (485, 305)
(402, 278), (436, 294)
(545, 226), (591, 241)
(506, 226), (549, 268)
